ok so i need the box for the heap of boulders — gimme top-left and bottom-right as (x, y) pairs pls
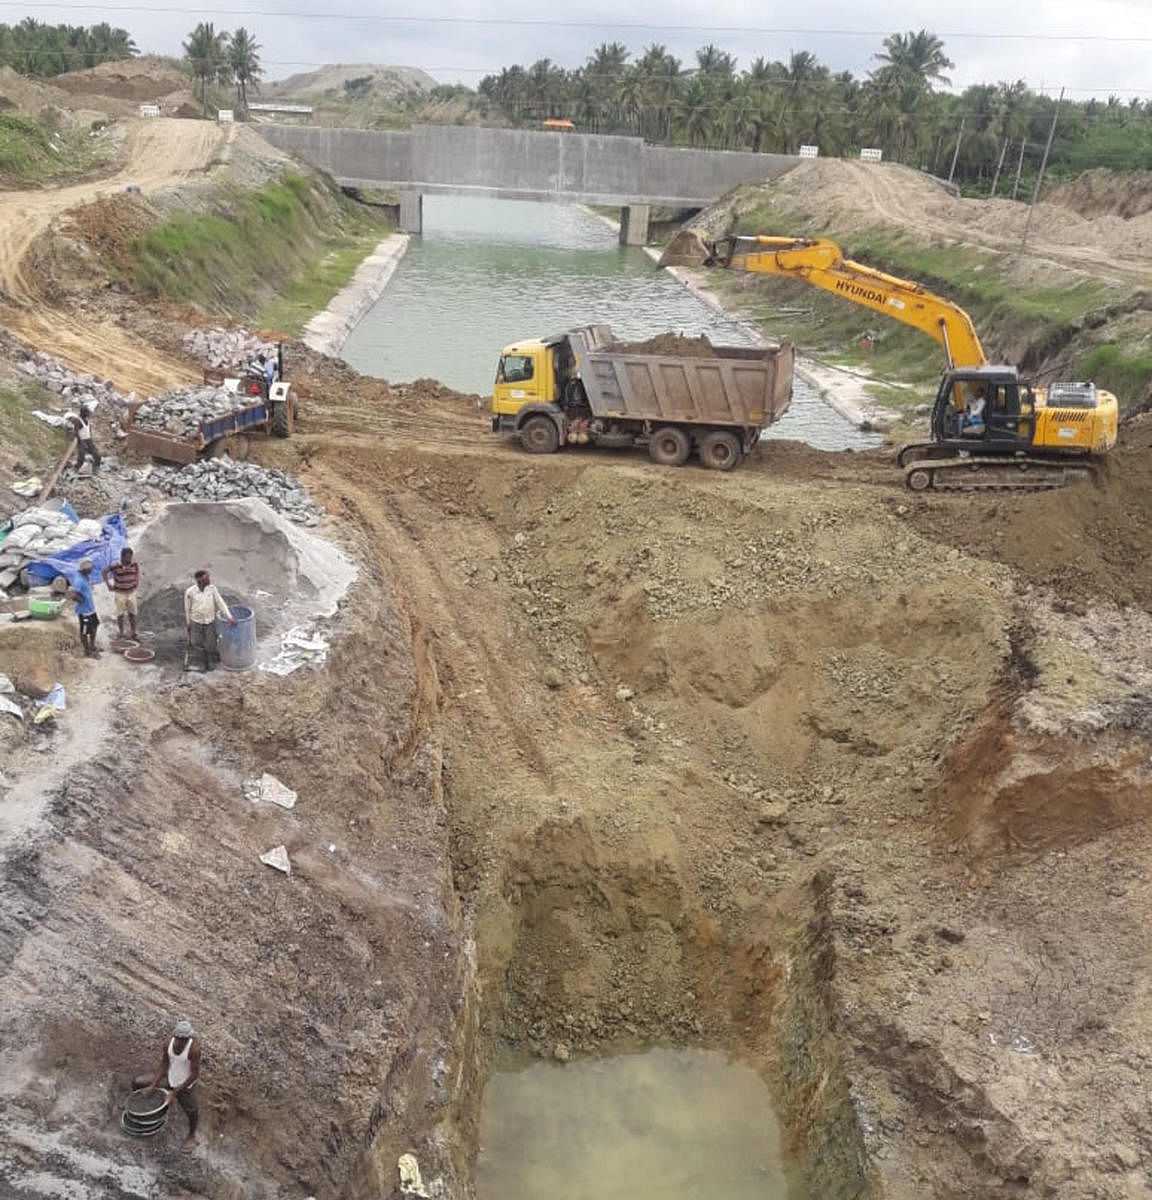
(182, 327), (277, 370)
(150, 459), (322, 524)
(133, 386), (252, 439)
(16, 351), (131, 411)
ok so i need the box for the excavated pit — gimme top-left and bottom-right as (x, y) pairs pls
(454, 816), (870, 1199)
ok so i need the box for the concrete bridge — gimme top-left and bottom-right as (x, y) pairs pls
(258, 123), (798, 243)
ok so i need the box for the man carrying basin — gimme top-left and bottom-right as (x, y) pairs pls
(133, 1018), (201, 1153)
(184, 569), (237, 672)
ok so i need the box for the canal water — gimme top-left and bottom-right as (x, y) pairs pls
(342, 197), (879, 452)
(475, 1047), (790, 1200)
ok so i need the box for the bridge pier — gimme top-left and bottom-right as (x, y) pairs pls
(619, 204), (650, 247)
(399, 189), (423, 235)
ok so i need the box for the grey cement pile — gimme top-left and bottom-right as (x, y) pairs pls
(133, 385), (250, 438)
(151, 459), (323, 524)
(183, 327), (278, 370)
(17, 351), (131, 409)
(132, 497), (355, 643)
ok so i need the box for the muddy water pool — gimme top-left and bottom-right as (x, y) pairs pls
(475, 1047), (790, 1199)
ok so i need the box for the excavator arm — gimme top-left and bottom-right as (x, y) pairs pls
(662, 234), (987, 371)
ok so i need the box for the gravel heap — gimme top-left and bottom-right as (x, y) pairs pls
(183, 327), (278, 370)
(16, 351), (131, 409)
(151, 459), (322, 524)
(133, 386), (253, 438)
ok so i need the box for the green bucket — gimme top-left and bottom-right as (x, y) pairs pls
(28, 599), (62, 620)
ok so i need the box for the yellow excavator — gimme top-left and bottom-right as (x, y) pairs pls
(660, 233), (1118, 490)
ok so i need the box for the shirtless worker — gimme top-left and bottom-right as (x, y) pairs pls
(134, 1018), (201, 1153)
(102, 547), (140, 639)
(184, 569), (237, 671)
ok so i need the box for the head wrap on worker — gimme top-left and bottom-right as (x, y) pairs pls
(173, 1019), (194, 1039)
(78, 558), (93, 571)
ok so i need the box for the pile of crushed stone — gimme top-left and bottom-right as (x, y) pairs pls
(150, 459), (322, 524)
(183, 327), (278, 370)
(133, 386), (254, 438)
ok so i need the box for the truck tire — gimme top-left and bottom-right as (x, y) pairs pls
(519, 415), (560, 454)
(698, 429), (742, 471)
(270, 402), (290, 438)
(649, 425), (691, 467)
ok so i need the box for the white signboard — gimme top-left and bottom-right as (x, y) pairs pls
(799, 144), (820, 158)
(859, 147), (884, 162)
(138, 104), (160, 118)
(217, 109), (234, 124)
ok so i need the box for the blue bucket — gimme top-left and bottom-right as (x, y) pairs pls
(217, 604), (256, 670)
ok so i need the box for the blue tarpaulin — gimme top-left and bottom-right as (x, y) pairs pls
(24, 513), (127, 586)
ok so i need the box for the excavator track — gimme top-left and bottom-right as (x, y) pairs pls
(902, 456), (1095, 492)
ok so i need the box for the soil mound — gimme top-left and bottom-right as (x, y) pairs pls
(614, 333), (717, 357)
(1046, 169), (1152, 220)
(52, 56), (186, 102)
(908, 414), (1152, 611)
(266, 63), (436, 100)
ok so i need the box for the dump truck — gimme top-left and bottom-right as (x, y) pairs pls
(490, 324), (794, 471)
(124, 366), (298, 466)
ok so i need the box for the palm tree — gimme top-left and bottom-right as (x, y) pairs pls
(227, 27), (261, 113)
(695, 44), (736, 80)
(873, 30), (953, 91)
(183, 22), (229, 115)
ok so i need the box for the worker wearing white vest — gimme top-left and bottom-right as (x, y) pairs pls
(134, 1018), (201, 1152)
(69, 403), (102, 473)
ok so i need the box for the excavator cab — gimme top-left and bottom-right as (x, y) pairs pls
(932, 367), (1034, 450)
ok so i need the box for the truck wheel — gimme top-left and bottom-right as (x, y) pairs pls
(519, 415), (560, 454)
(270, 402), (290, 438)
(698, 430), (742, 471)
(649, 425), (691, 467)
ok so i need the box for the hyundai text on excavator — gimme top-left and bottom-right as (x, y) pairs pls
(660, 233), (1119, 491)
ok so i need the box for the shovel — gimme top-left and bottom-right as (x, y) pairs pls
(182, 629), (191, 672)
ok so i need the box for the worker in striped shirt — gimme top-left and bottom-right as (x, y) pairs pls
(102, 546), (140, 639)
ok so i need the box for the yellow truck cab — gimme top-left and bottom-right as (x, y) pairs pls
(491, 339), (557, 416)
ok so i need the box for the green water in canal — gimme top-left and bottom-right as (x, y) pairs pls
(475, 1047), (790, 1200)
(341, 197), (879, 452)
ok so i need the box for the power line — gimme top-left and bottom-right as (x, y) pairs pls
(6, 4), (1152, 42)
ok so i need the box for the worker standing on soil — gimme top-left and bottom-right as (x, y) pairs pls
(102, 547), (140, 640)
(184, 569), (237, 672)
(66, 557), (100, 657)
(69, 404), (101, 473)
(134, 1018), (201, 1153)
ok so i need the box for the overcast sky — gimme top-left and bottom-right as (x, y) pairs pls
(27, 0), (1152, 98)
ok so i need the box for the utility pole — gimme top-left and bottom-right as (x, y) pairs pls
(947, 115), (966, 185)
(1011, 138), (1027, 200)
(1018, 87), (1064, 257)
(989, 136), (1009, 198)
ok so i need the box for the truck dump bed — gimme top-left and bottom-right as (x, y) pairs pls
(124, 399), (271, 465)
(567, 324), (793, 430)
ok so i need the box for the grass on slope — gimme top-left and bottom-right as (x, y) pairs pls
(258, 231), (383, 336)
(0, 112), (111, 185)
(0, 376), (68, 468)
(131, 172), (387, 324)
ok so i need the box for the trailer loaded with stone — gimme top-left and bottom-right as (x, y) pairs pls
(124, 380), (297, 465)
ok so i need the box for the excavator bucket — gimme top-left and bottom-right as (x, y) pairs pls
(658, 229), (713, 269)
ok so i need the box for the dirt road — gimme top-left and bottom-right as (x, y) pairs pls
(0, 119), (230, 394)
